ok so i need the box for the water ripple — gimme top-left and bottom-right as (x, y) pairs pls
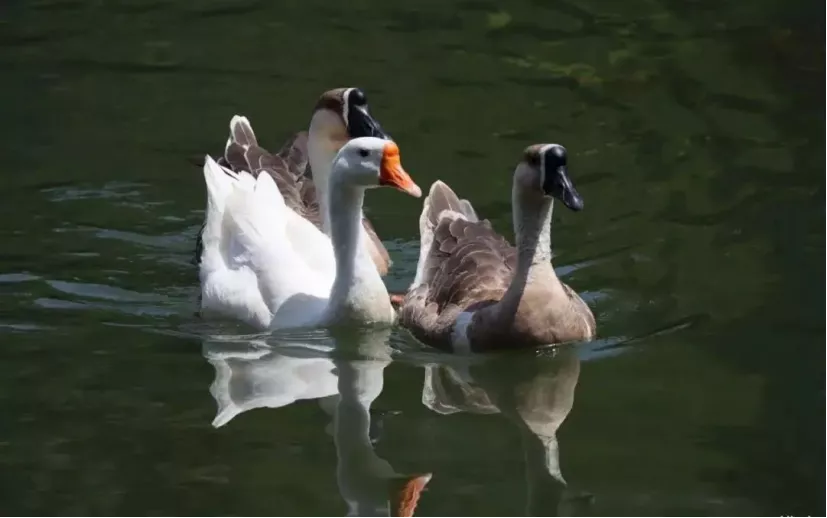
(45, 280), (168, 303)
(0, 322), (52, 333)
(0, 273), (40, 284)
(42, 182), (148, 202)
(33, 297), (178, 317)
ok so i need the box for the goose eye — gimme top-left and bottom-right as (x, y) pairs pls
(358, 148), (369, 158)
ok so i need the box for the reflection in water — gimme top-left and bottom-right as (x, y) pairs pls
(423, 346), (587, 516)
(331, 329), (432, 517)
(204, 334), (338, 427)
(203, 329), (431, 516)
(204, 331), (587, 515)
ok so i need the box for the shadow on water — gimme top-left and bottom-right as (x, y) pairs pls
(204, 329), (592, 516)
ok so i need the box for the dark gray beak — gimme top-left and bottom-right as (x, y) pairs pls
(543, 166), (584, 211)
(347, 105), (390, 140)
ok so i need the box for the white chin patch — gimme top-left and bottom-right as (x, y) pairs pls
(341, 87), (354, 128)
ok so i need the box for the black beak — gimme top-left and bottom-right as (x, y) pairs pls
(347, 105), (390, 140)
(544, 166), (584, 211)
(562, 184), (584, 211)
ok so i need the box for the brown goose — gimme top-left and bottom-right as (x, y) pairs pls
(398, 144), (596, 352)
(194, 87), (392, 276)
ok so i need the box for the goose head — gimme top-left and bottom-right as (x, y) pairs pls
(517, 144), (584, 211)
(309, 87), (390, 161)
(331, 137), (422, 198)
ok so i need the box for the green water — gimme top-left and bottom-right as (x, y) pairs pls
(0, 0), (823, 515)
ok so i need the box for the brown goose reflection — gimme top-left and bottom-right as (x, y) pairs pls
(203, 329), (431, 516)
(422, 344), (588, 516)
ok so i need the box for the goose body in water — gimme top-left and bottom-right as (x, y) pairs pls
(398, 144), (595, 352)
(199, 137), (421, 330)
(194, 87), (394, 276)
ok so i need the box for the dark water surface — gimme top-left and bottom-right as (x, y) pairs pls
(0, 0), (823, 515)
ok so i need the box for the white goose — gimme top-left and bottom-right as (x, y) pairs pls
(194, 88), (395, 276)
(199, 137), (421, 330)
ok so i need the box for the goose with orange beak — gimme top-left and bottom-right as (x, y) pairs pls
(379, 141), (422, 197)
(199, 137), (421, 329)
(194, 88), (398, 278)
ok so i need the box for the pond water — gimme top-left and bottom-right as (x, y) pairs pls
(0, 0), (823, 515)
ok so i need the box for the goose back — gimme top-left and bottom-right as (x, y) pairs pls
(399, 183), (517, 350)
(192, 117), (390, 274)
(399, 181), (595, 352)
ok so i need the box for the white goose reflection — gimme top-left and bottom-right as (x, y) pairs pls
(204, 332), (339, 428)
(203, 328), (431, 516)
(422, 345), (589, 516)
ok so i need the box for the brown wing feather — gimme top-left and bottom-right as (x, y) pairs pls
(230, 117), (257, 148)
(277, 131), (309, 172)
(399, 213), (516, 349)
(193, 123), (310, 267)
(426, 217), (516, 309)
(223, 141), (248, 172)
(562, 282), (596, 333)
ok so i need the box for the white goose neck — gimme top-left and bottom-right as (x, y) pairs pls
(512, 187), (554, 278)
(308, 125), (339, 235)
(325, 173), (389, 322)
(328, 183), (370, 300)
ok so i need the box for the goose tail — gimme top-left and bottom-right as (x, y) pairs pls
(221, 115), (259, 171)
(410, 181), (478, 288)
(222, 171), (287, 255)
(199, 155), (242, 268)
(229, 115), (258, 149)
(422, 180), (477, 230)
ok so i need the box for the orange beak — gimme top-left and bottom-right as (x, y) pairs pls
(379, 142), (422, 198)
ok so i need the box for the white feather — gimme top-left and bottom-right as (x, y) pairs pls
(199, 137), (398, 331)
